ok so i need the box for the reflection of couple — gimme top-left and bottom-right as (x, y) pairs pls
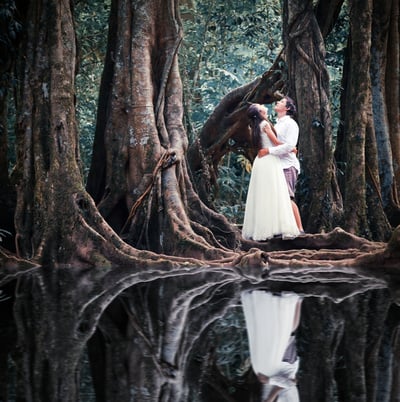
(241, 291), (302, 402)
(242, 97), (304, 241)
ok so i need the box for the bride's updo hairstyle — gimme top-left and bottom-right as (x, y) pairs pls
(247, 104), (263, 121)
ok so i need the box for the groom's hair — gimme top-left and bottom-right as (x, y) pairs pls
(285, 96), (297, 116)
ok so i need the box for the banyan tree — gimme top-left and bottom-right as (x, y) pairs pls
(0, 0), (399, 401)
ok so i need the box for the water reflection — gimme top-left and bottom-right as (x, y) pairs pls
(241, 291), (302, 402)
(210, 285), (398, 402)
(0, 263), (398, 401)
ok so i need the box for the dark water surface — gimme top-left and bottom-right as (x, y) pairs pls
(1, 263), (398, 401)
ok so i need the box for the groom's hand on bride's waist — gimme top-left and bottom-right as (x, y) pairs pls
(258, 148), (269, 158)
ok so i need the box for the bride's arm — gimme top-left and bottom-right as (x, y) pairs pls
(258, 122), (297, 157)
(262, 121), (282, 146)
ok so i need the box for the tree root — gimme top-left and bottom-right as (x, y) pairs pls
(233, 226), (398, 272)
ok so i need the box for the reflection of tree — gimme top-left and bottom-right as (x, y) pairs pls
(7, 266), (241, 401)
(1, 257), (400, 401)
(1, 227), (399, 402)
(195, 288), (400, 402)
(298, 290), (400, 402)
(87, 275), (241, 401)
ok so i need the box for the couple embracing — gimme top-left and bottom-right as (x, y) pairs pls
(242, 96), (304, 241)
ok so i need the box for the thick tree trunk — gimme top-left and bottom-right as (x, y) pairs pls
(10, 262), (220, 401)
(12, 0), (193, 267)
(83, 240), (400, 402)
(389, 308), (400, 401)
(3, 1), (400, 401)
(0, 91), (16, 252)
(0, 285), (17, 402)
(371, 0), (395, 208)
(187, 0), (348, 235)
(382, 0), (400, 226)
(298, 297), (345, 401)
(14, 273), (85, 402)
(283, 0), (343, 233)
(186, 0), (397, 241)
(334, 0), (392, 240)
(13, 0), (87, 263)
(367, 0), (399, 238)
(2, 226), (400, 402)
(0, 3), (19, 252)
(314, 0), (345, 37)
(86, 0), (239, 258)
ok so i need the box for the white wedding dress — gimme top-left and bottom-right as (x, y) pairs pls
(242, 121), (299, 240)
(241, 290), (301, 402)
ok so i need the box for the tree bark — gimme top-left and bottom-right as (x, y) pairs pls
(187, 0), (347, 235)
(14, 273), (86, 402)
(314, 0), (345, 37)
(8, 0), (214, 400)
(298, 290), (397, 402)
(283, 0), (343, 233)
(86, 0), (240, 258)
(382, 0), (400, 226)
(12, 0), (197, 267)
(0, 2), (20, 252)
(13, 0), (87, 263)
(3, 225), (400, 402)
(335, 0), (386, 239)
(186, 0), (398, 241)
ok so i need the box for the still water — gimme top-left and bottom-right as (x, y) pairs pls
(1, 263), (398, 401)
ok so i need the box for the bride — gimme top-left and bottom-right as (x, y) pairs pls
(242, 103), (299, 241)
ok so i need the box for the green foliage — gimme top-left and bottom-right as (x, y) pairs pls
(74, 0), (111, 180)
(180, 0), (282, 137)
(179, 0), (282, 222)
(324, 1), (349, 143)
(209, 307), (250, 381)
(214, 154), (251, 224)
(179, 1), (349, 222)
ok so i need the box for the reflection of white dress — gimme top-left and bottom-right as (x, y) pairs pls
(276, 385), (300, 402)
(241, 291), (300, 377)
(242, 121), (299, 240)
(262, 384), (300, 402)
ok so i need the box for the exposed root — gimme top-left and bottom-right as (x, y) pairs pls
(232, 227), (396, 273)
(0, 246), (40, 286)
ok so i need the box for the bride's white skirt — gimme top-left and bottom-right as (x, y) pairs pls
(242, 155), (299, 240)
